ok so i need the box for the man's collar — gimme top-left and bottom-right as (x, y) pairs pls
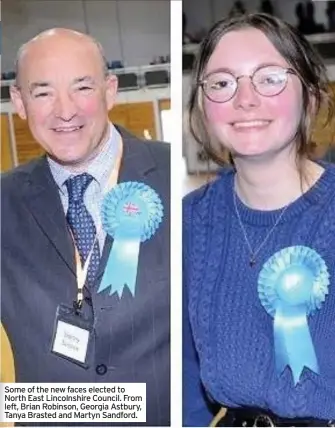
(47, 122), (119, 191)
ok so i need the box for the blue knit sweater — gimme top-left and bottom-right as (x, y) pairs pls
(183, 163), (335, 426)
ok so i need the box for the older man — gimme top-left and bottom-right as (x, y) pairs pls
(1, 28), (170, 426)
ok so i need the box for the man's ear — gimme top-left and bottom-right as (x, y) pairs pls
(10, 85), (27, 120)
(105, 74), (118, 112)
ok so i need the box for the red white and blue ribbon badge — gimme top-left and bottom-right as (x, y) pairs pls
(258, 246), (329, 385)
(97, 181), (164, 298)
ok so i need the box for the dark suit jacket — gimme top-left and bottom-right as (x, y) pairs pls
(1, 127), (170, 426)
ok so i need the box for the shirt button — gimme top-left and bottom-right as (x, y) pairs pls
(95, 364), (107, 375)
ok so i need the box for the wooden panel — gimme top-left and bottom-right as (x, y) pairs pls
(0, 324), (15, 383)
(127, 102), (156, 140)
(108, 104), (129, 129)
(159, 98), (171, 111)
(13, 115), (45, 165)
(109, 102), (156, 140)
(311, 82), (335, 146)
(1, 114), (14, 172)
(0, 326), (15, 427)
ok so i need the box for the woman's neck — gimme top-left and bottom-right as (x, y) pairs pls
(233, 150), (324, 211)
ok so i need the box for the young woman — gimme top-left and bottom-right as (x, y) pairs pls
(183, 13), (335, 427)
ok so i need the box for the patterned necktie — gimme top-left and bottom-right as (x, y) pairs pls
(65, 173), (100, 287)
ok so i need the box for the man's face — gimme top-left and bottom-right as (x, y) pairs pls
(11, 34), (117, 168)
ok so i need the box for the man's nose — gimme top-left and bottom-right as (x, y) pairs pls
(53, 92), (77, 121)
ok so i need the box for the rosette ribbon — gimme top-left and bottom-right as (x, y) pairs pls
(97, 182), (164, 298)
(258, 246), (329, 385)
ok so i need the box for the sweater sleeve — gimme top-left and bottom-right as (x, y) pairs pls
(183, 194), (215, 427)
(183, 291), (215, 426)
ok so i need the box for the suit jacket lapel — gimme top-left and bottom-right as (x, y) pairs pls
(20, 131), (158, 281)
(21, 157), (75, 275)
(118, 131), (156, 183)
(96, 131), (157, 280)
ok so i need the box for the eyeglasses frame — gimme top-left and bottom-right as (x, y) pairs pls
(198, 65), (297, 103)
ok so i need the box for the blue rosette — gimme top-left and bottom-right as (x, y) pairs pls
(258, 246), (329, 385)
(97, 181), (164, 298)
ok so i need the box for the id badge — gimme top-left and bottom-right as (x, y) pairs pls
(51, 303), (94, 368)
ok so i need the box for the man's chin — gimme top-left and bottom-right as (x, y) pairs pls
(49, 152), (92, 170)
(48, 139), (107, 169)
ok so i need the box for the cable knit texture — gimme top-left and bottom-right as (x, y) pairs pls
(183, 163), (335, 426)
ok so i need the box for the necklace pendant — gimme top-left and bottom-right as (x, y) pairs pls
(249, 257), (256, 267)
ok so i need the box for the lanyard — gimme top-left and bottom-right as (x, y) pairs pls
(72, 136), (123, 309)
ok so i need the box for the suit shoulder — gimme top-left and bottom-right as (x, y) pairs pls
(144, 139), (170, 164)
(134, 139), (170, 176)
(1, 158), (41, 191)
(117, 125), (170, 168)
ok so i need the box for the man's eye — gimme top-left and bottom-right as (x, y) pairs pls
(34, 92), (50, 98)
(77, 86), (93, 91)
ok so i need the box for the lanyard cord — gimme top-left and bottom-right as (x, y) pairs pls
(71, 136), (123, 309)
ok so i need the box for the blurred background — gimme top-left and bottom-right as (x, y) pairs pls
(183, 0), (335, 43)
(0, 0), (171, 173)
(182, 0), (335, 194)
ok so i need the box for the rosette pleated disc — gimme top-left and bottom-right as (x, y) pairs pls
(101, 182), (164, 242)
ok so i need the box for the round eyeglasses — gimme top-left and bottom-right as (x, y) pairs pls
(198, 65), (297, 103)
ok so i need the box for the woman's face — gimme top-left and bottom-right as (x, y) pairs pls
(202, 28), (304, 159)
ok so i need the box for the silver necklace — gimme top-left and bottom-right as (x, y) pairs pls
(233, 188), (290, 267)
